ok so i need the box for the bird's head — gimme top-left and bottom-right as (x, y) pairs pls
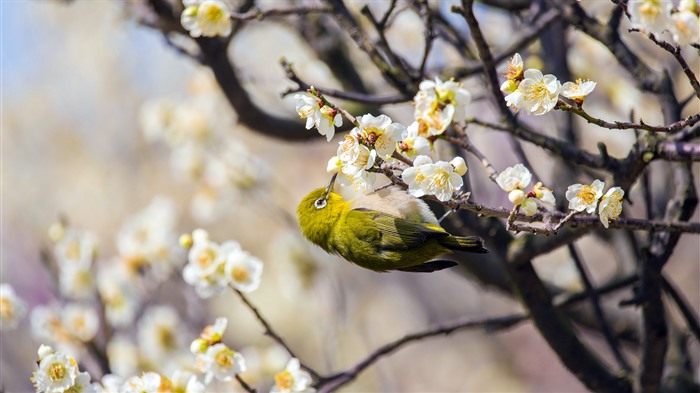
(297, 174), (347, 251)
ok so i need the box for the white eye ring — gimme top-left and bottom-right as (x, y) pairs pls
(314, 198), (327, 209)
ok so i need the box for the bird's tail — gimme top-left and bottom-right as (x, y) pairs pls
(441, 235), (488, 253)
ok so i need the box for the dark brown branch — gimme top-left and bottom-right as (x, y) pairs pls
(638, 163), (698, 393)
(280, 59), (410, 104)
(568, 244), (632, 372)
(316, 314), (525, 392)
(450, 9), (560, 80)
(467, 118), (610, 169)
(656, 141), (700, 162)
(662, 275), (700, 344)
(325, 0), (416, 94)
(361, 5), (413, 80)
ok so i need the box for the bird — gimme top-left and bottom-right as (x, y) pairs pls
(296, 174), (487, 273)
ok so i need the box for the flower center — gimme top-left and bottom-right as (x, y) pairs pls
(526, 82), (549, 100)
(231, 266), (249, 283)
(158, 326), (175, 349)
(203, 4), (225, 22)
(0, 297), (12, 318)
(66, 241), (82, 260)
(197, 249), (216, 268)
(429, 171), (449, 189)
(48, 362), (66, 381)
(275, 370), (294, 390)
(576, 185), (597, 205)
(215, 350), (233, 367)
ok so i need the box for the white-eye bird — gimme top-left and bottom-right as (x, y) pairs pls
(296, 174), (487, 273)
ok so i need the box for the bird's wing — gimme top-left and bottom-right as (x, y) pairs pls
(349, 208), (449, 251)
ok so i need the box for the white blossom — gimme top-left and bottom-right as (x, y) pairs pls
(401, 155), (463, 202)
(95, 262), (141, 328)
(505, 69), (561, 115)
(0, 283), (26, 330)
(53, 228), (98, 270)
(496, 164), (532, 192)
(120, 372), (161, 393)
(32, 350), (79, 393)
(181, 0), (233, 38)
(271, 358), (315, 393)
(671, 11), (700, 45)
(397, 122), (431, 158)
(566, 179), (605, 213)
(117, 196), (182, 282)
(225, 249), (264, 293)
(416, 77), (471, 124)
(502, 53), (524, 81)
(356, 114), (405, 157)
(197, 343), (246, 384)
(561, 79), (597, 103)
(106, 335), (139, 378)
(62, 303), (99, 342)
(628, 0), (673, 35)
(294, 94), (342, 141)
(137, 305), (183, 364)
(599, 187), (625, 228)
(58, 264), (95, 300)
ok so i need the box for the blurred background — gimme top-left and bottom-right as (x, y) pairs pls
(2, 0), (698, 392)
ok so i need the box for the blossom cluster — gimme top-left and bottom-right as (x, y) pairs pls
(496, 164), (555, 216)
(296, 77), (472, 200)
(190, 317), (246, 384)
(31, 303), (99, 359)
(326, 114), (405, 193)
(629, 0), (699, 45)
(402, 155), (467, 202)
(412, 77), (471, 137)
(140, 71), (266, 223)
(495, 164), (625, 228)
(567, 180), (625, 228)
(181, 229), (264, 298)
(501, 53), (596, 115)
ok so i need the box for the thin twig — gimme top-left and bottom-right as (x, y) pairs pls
(231, 288), (322, 380)
(557, 101), (700, 133)
(229, 5), (333, 21)
(417, 0), (435, 79)
(629, 28), (700, 99)
(235, 375), (257, 393)
(449, 125), (499, 182)
(568, 244), (632, 372)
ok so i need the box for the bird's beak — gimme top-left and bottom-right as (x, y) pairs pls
(322, 173), (338, 200)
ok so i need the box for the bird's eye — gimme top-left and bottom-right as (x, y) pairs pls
(314, 198), (327, 209)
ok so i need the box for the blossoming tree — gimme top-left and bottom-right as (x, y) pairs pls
(3, 0), (700, 392)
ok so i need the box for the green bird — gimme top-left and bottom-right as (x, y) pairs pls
(296, 174), (488, 273)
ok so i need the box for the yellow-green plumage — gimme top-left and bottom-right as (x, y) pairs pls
(297, 187), (487, 272)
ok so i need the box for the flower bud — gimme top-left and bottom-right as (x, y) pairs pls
(521, 198), (538, 216)
(179, 233), (193, 249)
(327, 156), (342, 174)
(508, 189), (527, 205)
(450, 157), (468, 176)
